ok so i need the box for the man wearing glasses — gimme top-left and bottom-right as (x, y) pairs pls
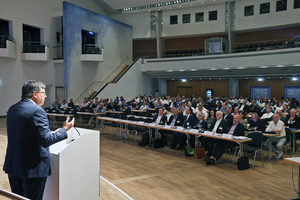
(3, 80), (74, 200)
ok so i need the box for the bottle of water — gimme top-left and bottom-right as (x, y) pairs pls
(186, 122), (191, 130)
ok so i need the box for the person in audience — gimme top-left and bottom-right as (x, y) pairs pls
(94, 97), (98, 106)
(187, 101), (196, 114)
(120, 100), (128, 110)
(114, 96), (120, 104)
(261, 106), (274, 120)
(189, 113), (208, 148)
(168, 109), (184, 149)
(232, 107), (239, 116)
(249, 113), (265, 131)
(136, 98), (143, 109)
(245, 105), (259, 118)
(220, 103), (226, 113)
(51, 98), (60, 109)
(179, 102), (186, 114)
(297, 106), (300, 117)
(68, 99), (74, 108)
(205, 114), (244, 165)
(88, 99), (97, 110)
(282, 104), (290, 117)
(276, 110), (286, 123)
(155, 100), (164, 110)
(129, 99), (136, 108)
(258, 98), (265, 108)
(195, 105), (208, 119)
(173, 107), (195, 149)
(264, 114), (286, 159)
(80, 98), (89, 108)
(283, 97), (290, 105)
(60, 100), (68, 110)
(140, 101), (149, 111)
(285, 108), (300, 128)
(199, 111), (228, 157)
(107, 102), (116, 111)
(206, 110), (216, 126)
(223, 106), (233, 126)
(275, 101), (283, 111)
(239, 100), (247, 112)
(152, 108), (168, 140)
(215, 102), (222, 111)
(87, 102), (107, 127)
(239, 111), (248, 129)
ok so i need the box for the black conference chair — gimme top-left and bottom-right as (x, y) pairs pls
(283, 128), (292, 157)
(233, 132), (264, 168)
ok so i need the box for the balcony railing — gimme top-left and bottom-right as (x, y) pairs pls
(53, 45), (63, 60)
(23, 42), (49, 53)
(82, 44), (102, 54)
(0, 35), (16, 48)
(136, 36), (300, 59)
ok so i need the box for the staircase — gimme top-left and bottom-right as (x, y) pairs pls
(74, 57), (131, 104)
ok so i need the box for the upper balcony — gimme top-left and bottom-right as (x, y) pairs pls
(80, 44), (103, 62)
(0, 35), (17, 59)
(21, 42), (50, 61)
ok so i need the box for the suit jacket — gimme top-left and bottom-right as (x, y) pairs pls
(168, 114), (183, 126)
(153, 114), (167, 125)
(3, 99), (68, 178)
(228, 123), (245, 136)
(192, 120), (208, 130)
(223, 113), (233, 127)
(249, 119), (266, 131)
(209, 119), (228, 133)
(284, 115), (300, 129)
(182, 115), (196, 128)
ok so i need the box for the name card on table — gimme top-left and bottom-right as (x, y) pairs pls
(190, 129), (199, 133)
(164, 125), (172, 129)
(204, 131), (213, 135)
(177, 127), (184, 131)
(149, 123), (157, 127)
(138, 121), (145, 125)
(222, 134), (233, 139)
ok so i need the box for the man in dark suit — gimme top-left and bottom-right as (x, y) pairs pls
(167, 109), (184, 148)
(3, 80), (74, 200)
(249, 112), (266, 131)
(223, 106), (233, 127)
(200, 111), (228, 157)
(189, 112), (208, 148)
(173, 107), (196, 149)
(152, 108), (168, 139)
(205, 114), (245, 164)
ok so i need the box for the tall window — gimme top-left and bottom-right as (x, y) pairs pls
(170, 15), (178, 25)
(294, 0), (300, 9)
(195, 12), (204, 22)
(244, 5), (254, 16)
(182, 14), (191, 24)
(209, 11), (218, 21)
(276, 0), (287, 12)
(260, 3), (270, 14)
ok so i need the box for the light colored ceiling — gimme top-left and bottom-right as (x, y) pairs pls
(94, 0), (235, 14)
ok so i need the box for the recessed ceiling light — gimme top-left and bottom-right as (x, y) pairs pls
(224, 68), (230, 70)
(268, 77), (270, 79)
(219, 78), (221, 80)
(190, 78), (193, 80)
(258, 78), (263, 81)
(294, 64), (300, 67)
(167, 70), (173, 72)
(182, 79), (187, 82)
(179, 69), (185, 71)
(179, 6), (181, 7)
(279, 77), (282, 79)
(260, 66), (267, 68)
(292, 77), (298, 81)
(245, 78), (248, 79)
(172, 79), (174, 80)
(199, 78), (202, 80)
(237, 67), (244, 69)
(191, 69), (197, 71)
(209, 78), (211, 80)
(210, 68), (216, 70)
(277, 65), (284, 67)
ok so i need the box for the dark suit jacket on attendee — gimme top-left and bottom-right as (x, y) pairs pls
(223, 113), (233, 126)
(192, 120), (208, 130)
(229, 123), (245, 136)
(182, 115), (196, 128)
(3, 99), (68, 178)
(153, 114), (167, 125)
(249, 119), (266, 131)
(284, 115), (300, 129)
(209, 119), (229, 133)
(168, 114), (184, 126)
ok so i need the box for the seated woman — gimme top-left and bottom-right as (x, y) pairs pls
(206, 110), (216, 128)
(204, 114), (245, 165)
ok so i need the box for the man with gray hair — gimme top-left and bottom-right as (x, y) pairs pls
(264, 114), (286, 159)
(88, 101), (107, 127)
(4, 80), (74, 200)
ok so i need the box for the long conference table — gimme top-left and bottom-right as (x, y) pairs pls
(97, 117), (252, 159)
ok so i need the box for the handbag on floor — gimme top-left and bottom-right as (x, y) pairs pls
(150, 138), (164, 148)
(184, 146), (194, 157)
(138, 133), (149, 146)
(237, 156), (250, 170)
(193, 147), (205, 159)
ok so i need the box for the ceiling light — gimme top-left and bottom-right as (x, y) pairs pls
(182, 79), (187, 82)
(179, 69), (185, 71)
(245, 78), (248, 79)
(260, 66), (267, 68)
(276, 65), (284, 67)
(209, 78), (211, 80)
(292, 77), (298, 81)
(258, 78), (263, 81)
(224, 68), (230, 70)
(210, 68), (216, 70)
(219, 78), (221, 80)
(237, 67), (244, 69)
(172, 79), (174, 80)
(167, 70), (173, 72)
(294, 64), (300, 67)
(191, 69), (197, 71)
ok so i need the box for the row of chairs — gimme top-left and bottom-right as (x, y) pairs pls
(234, 41), (296, 53)
(164, 49), (204, 57)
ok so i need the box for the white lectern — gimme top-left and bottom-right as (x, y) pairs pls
(43, 127), (100, 200)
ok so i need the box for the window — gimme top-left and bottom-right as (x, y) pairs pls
(195, 12), (204, 22)
(260, 3), (270, 14)
(294, 0), (300, 9)
(276, 0), (287, 12)
(182, 14), (190, 24)
(23, 24), (44, 53)
(209, 11), (218, 21)
(82, 30), (97, 54)
(170, 15), (178, 25)
(244, 5), (254, 16)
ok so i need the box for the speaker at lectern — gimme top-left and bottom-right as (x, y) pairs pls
(43, 127), (100, 200)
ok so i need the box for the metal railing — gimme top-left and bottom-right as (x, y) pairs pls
(23, 42), (49, 53)
(53, 45), (63, 59)
(136, 36), (300, 59)
(82, 44), (102, 54)
(0, 35), (16, 48)
(0, 188), (30, 200)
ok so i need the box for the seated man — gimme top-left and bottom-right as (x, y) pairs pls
(140, 101), (149, 111)
(68, 98), (75, 109)
(264, 114), (286, 159)
(261, 106), (274, 120)
(248, 112), (266, 131)
(195, 105), (208, 119)
(51, 98), (60, 109)
(107, 102), (116, 111)
(189, 112), (208, 148)
(223, 106), (233, 127)
(205, 114), (245, 165)
(87, 102), (107, 127)
(166, 109), (183, 148)
(172, 107), (195, 149)
(245, 104), (259, 118)
(80, 98), (89, 108)
(60, 100), (68, 110)
(199, 111), (228, 157)
(285, 108), (300, 148)
(152, 108), (167, 139)
(155, 100), (164, 110)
